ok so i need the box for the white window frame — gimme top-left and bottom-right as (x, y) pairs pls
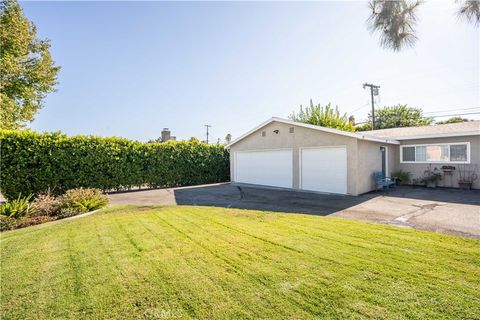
(400, 142), (470, 164)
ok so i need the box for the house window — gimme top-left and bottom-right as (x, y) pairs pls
(400, 142), (470, 163)
(402, 146), (415, 162)
(289, 127), (294, 133)
(450, 144), (468, 161)
(261, 131), (266, 137)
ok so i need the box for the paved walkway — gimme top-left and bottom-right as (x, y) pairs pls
(109, 183), (480, 239)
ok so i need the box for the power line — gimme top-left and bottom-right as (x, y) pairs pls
(353, 104), (479, 116)
(383, 83), (478, 103)
(355, 111), (480, 124)
(423, 106), (480, 115)
(428, 111), (480, 118)
(347, 103), (370, 114)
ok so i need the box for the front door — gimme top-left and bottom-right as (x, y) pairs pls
(380, 146), (387, 177)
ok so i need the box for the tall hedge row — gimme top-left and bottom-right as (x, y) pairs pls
(0, 130), (230, 199)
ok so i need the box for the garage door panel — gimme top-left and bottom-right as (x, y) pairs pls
(301, 147), (347, 194)
(235, 150), (293, 188)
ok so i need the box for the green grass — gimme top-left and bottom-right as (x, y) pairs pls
(1, 206), (479, 319)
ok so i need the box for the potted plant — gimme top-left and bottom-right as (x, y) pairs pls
(457, 164), (478, 190)
(421, 166), (442, 188)
(391, 170), (411, 185)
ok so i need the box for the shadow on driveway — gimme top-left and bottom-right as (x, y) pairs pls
(173, 183), (480, 213)
(173, 184), (373, 215)
(109, 183), (480, 239)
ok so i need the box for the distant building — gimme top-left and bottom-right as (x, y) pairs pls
(161, 128), (176, 142)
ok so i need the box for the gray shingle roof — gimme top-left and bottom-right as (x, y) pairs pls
(364, 120), (480, 139)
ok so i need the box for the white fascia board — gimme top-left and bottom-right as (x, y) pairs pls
(392, 131), (480, 141)
(226, 117), (400, 148)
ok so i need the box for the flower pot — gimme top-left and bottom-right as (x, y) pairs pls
(458, 181), (472, 190)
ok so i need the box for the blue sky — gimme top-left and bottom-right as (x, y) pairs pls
(22, 1), (479, 142)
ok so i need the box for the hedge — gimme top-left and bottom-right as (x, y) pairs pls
(0, 130), (230, 200)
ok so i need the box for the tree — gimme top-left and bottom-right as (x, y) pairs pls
(436, 117), (470, 124)
(458, 0), (480, 26)
(368, 0), (480, 51)
(357, 104), (432, 131)
(367, 0), (421, 51)
(0, 0), (60, 129)
(289, 100), (356, 132)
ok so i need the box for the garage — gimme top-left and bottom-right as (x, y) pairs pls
(300, 146), (347, 194)
(234, 149), (293, 188)
(227, 117), (399, 195)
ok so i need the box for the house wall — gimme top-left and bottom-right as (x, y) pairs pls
(356, 140), (398, 194)
(395, 135), (480, 189)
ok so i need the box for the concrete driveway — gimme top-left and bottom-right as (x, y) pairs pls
(109, 183), (480, 239)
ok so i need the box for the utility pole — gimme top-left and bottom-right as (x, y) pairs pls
(363, 83), (380, 130)
(204, 125), (212, 144)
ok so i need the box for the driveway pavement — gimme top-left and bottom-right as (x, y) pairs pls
(109, 183), (480, 239)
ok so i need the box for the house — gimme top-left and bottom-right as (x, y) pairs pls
(226, 117), (480, 195)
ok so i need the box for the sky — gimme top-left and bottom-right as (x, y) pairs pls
(22, 0), (479, 142)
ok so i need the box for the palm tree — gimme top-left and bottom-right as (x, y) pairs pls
(368, 0), (480, 51)
(457, 0), (480, 26)
(367, 0), (422, 51)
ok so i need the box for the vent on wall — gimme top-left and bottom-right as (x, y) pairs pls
(289, 127), (294, 133)
(261, 131), (266, 137)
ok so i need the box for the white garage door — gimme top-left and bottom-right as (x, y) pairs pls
(301, 147), (347, 194)
(234, 150), (293, 188)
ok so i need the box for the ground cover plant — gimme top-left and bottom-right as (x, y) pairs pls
(0, 193), (32, 218)
(1, 206), (479, 319)
(0, 188), (109, 231)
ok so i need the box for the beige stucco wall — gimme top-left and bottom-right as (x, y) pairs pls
(356, 140), (398, 194)
(395, 135), (480, 189)
(229, 121), (358, 194)
(229, 121), (397, 195)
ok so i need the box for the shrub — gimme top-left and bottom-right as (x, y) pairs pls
(57, 207), (81, 219)
(391, 170), (411, 185)
(30, 192), (61, 216)
(0, 194), (33, 218)
(421, 166), (442, 186)
(0, 215), (17, 231)
(15, 216), (56, 229)
(59, 188), (109, 213)
(0, 130), (230, 199)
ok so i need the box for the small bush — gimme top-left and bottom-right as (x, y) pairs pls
(16, 216), (56, 229)
(0, 188), (108, 230)
(57, 207), (81, 219)
(59, 188), (109, 213)
(391, 170), (411, 185)
(31, 193), (61, 216)
(0, 215), (17, 231)
(0, 194), (33, 218)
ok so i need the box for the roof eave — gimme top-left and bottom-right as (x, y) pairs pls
(390, 131), (480, 141)
(226, 117), (400, 148)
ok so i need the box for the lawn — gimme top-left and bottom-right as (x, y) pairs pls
(1, 206), (479, 319)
